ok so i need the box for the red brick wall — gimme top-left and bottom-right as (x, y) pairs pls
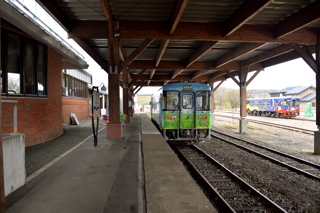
(2, 47), (63, 147)
(62, 97), (90, 125)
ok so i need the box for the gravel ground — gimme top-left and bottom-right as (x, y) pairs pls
(207, 115), (320, 212)
(25, 118), (105, 177)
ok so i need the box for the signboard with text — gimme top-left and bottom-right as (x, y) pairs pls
(93, 91), (100, 118)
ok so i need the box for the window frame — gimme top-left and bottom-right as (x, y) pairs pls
(1, 30), (48, 97)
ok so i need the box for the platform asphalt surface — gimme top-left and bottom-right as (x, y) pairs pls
(5, 116), (144, 213)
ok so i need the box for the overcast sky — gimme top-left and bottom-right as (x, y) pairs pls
(218, 57), (316, 90)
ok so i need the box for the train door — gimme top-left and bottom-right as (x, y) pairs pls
(180, 92), (195, 129)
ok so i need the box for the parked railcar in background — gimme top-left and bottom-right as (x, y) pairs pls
(150, 82), (211, 142)
(247, 97), (300, 118)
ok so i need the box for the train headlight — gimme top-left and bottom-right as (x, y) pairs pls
(167, 115), (177, 119)
(198, 115), (208, 119)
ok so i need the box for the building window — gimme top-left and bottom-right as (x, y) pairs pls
(312, 102), (316, 107)
(62, 73), (90, 98)
(1, 31), (47, 96)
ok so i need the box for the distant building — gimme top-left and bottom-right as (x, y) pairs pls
(269, 90), (287, 97)
(284, 86), (316, 111)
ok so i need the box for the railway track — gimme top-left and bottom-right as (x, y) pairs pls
(211, 129), (320, 181)
(175, 144), (288, 213)
(214, 114), (315, 135)
(214, 110), (315, 122)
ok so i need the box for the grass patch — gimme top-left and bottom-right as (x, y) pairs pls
(249, 133), (260, 139)
(247, 125), (260, 130)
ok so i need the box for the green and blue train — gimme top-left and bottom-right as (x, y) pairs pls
(247, 96), (300, 118)
(150, 82), (211, 142)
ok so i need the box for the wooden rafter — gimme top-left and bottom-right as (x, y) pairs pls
(290, 43), (318, 73)
(262, 45), (315, 68)
(243, 44), (293, 66)
(120, 38), (154, 71)
(223, 0), (272, 36)
(191, 70), (210, 80)
(185, 41), (218, 67)
(156, 39), (170, 67)
(119, 43), (125, 62)
(69, 21), (318, 44)
(171, 69), (184, 79)
(169, 0), (189, 34)
(211, 70), (229, 79)
(163, 80), (170, 85)
(72, 37), (108, 72)
(128, 69), (148, 89)
(149, 69), (156, 79)
(129, 60), (263, 71)
(274, 0), (320, 39)
(100, 0), (113, 23)
(246, 69), (262, 86)
(214, 42), (267, 68)
(134, 86), (143, 95)
(130, 73), (208, 81)
(212, 80), (225, 93)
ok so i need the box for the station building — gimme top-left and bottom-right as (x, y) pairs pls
(1, 1), (91, 146)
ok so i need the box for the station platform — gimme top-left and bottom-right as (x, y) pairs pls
(5, 113), (216, 213)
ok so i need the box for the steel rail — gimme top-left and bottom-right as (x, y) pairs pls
(211, 130), (320, 181)
(214, 114), (314, 135)
(176, 145), (288, 213)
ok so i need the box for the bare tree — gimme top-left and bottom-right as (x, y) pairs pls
(226, 89), (240, 110)
(8, 75), (20, 94)
(214, 87), (227, 110)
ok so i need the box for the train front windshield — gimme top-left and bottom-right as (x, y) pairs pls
(292, 99), (300, 108)
(196, 91), (210, 111)
(163, 91), (179, 110)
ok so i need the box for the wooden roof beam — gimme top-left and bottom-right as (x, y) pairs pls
(243, 44), (294, 66)
(128, 60), (263, 71)
(185, 41), (219, 67)
(100, 0), (113, 23)
(290, 43), (318, 73)
(149, 69), (156, 79)
(262, 45), (315, 68)
(120, 38), (154, 71)
(274, 0), (320, 39)
(214, 42), (267, 68)
(128, 69), (148, 89)
(191, 70), (210, 80)
(163, 80), (170, 85)
(171, 69), (184, 79)
(130, 73), (208, 81)
(156, 40), (170, 67)
(69, 21), (318, 44)
(169, 0), (189, 34)
(223, 0), (273, 36)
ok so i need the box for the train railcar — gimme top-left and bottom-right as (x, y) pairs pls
(247, 96), (300, 118)
(150, 82), (211, 142)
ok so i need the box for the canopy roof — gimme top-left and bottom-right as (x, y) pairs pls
(36, 0), (320, 87)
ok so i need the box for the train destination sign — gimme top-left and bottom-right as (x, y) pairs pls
(183, 85), (193, 91)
